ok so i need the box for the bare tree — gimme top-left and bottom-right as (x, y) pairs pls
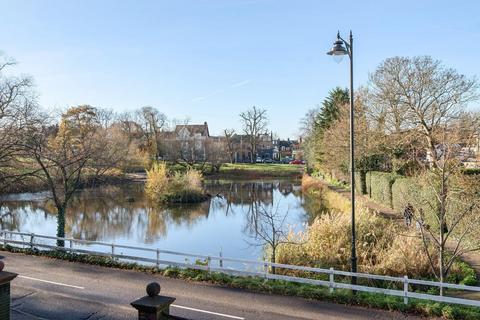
(96, 108), (115, 129)
(204, 138), (229, 173)
(223, 129), (236, 163)
(244, 201), (291, 274)
(369, 56), (479, 167)
(402, 116), (480, 295)
(117, 111), (140, 140)
(25, 105), (128, 246)
(135, 106), (168, 161)
(0, 54), (40, 194)
(370, 57), (480, 292)
(239, 106), (268, 163)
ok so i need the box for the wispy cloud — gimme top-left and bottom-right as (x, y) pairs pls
(230, 79), (252, 88)
(192, 89), (224, 102)
(192, 79), (252, 102)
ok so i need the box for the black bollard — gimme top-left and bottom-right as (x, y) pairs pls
(131, 282), (176, 320)
(0, 261), (18, 320)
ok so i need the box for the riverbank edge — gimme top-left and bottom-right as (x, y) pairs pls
(3, 164), (303, 195)
(303, 174), (480, 282)
(2, 246), (478, 320)
(3, 173), (139, 195)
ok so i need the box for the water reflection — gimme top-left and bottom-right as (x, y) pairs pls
(0, 179), (306, 260)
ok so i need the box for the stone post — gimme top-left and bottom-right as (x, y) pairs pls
(131, 282), (176, 320)
(0, 261), (18, 320)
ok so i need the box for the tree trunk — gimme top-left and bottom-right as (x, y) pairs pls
(56, 206), (66, 247)
(439, 248), (444, 296)
(438, 170), (447, 296)
(271, 248), (276, 275)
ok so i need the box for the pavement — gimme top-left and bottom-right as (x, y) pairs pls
(2, 251), (428, 320)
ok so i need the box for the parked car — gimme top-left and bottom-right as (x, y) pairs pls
(281, 157), (293, 164)
(289, 159), (303, 165)
(263, 158), (273, 163)
(255, 156), (263, 163)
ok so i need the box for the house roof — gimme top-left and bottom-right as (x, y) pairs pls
(174, 122), (210, 137)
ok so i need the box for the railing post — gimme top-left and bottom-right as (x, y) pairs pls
(403, 275), (409, 305)
(29, 233), (35, 250)
(156, 249), (160, 268)
(264, 263), (268, 279)
(111, 244), (115, 259)
(69, 239), (73, 251)
(219, 249), (223, 268)
(206, 256), (211, 272)
(329, 267), (335, 293)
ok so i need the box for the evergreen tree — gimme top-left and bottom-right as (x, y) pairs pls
(314, 87), (349, 133)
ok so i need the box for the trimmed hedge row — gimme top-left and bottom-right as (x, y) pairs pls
(369, 172), (398, 208)
(361, 171), (439, 228)
(354, 171), (367, 195)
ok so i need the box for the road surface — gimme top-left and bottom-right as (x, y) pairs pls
(1, 251), (428, 319)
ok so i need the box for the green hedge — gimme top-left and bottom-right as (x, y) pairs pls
(366, 171), (372, 197)
(367, 172), (440, 229)
(369, 172), (398, 208)
(354, 171), (367, 195)
(462, 168), (480, 175)
(395, 174), (442, 230)
(391, 177), (419, 213)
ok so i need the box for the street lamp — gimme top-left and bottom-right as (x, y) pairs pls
(327, 31), (357, 285)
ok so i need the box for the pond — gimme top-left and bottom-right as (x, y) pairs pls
(0, 179), (309, 262)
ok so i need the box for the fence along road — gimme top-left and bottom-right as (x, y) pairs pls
(2, 230), (480, 308)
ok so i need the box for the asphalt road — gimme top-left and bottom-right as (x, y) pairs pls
(1, 252), (428, 320)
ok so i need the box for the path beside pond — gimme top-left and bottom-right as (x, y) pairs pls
(317, 177), (480, 298)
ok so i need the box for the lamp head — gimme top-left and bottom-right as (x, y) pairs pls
(327, 32), (348, 62)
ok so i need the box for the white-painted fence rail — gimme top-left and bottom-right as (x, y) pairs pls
(2, 230), (480, 308)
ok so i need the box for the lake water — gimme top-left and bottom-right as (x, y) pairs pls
(0, 179), (309, 262)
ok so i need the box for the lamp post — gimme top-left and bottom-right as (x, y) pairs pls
(327, 31), (357, 285)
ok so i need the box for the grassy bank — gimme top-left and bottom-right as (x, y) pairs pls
(2, 169), (133, 194)
(3, 245), (479, 320)
(279, 175), (477, 282)
(214, 163), (303, 179)
(168, 163), (303, 178)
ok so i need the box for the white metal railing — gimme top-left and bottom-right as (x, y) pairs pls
(1, 230), (480, 308)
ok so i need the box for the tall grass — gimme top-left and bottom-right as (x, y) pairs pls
(277, 207), (436, 277)
(282, 175), (437, 278)
(146, 162), (206, 203)
(301, 175), (351, 217)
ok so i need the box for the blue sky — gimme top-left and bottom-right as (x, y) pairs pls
(1, 0), (479, 138)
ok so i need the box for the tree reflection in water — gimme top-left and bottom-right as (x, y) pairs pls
(0, 179), (306, 258)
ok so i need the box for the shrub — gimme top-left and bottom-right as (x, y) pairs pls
(145, 162), (169, 201)
(277, 206), (436, 277)
(301, 175), (351, 218)
(301, 174), (322, 191)
(146, 162), (206, 203)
